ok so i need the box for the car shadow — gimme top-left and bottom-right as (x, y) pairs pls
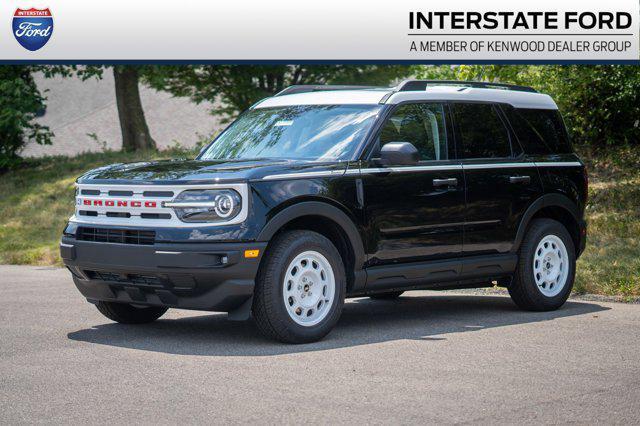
(67, 294), (609, 356)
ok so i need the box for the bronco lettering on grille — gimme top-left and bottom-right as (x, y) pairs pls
(81, 199), (157, 208)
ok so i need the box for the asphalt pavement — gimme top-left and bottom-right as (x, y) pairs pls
(1, 265), (639, 424)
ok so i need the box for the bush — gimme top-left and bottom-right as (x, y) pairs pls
(0, 66), (52, 170)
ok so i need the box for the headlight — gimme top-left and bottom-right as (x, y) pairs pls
(165, 189), (242, 223)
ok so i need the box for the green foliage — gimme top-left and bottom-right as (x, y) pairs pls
(0, 66), (52, 170)
(544, 66), (640, 146)
(0, 65), (77, 170)
(144, 65), (415, 120)
(416, 65), (640, 147)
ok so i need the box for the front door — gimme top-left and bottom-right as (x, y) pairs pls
(361, 102), (465, 266)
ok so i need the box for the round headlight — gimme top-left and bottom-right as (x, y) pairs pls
(214, 193), (235, 218)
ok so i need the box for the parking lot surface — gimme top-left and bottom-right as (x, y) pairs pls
(1, 265), (639, 424)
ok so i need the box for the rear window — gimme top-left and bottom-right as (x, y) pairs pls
(452, 103), (512, 159)
(505, 108), (573, 155)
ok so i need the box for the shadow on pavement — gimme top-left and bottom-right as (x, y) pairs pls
(67, 294), (608, 356)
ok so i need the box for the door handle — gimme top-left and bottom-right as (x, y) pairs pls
(509, 175), (531, 184)
(433, 178), (458, 187)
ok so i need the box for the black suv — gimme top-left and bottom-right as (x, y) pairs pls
(61, 80), (587, 343)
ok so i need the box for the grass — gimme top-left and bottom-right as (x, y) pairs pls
(574, 146), (640, 298)
(1, 146), (638, 297)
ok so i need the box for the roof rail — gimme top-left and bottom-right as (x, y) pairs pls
(274, 84), (385, 97)
(396, 80), (538, 93)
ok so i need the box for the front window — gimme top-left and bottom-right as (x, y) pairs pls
(200, 104), (382, 161)
(378, 103), (449, 161)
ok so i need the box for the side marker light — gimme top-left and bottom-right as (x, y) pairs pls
(244, 249), (260, 258)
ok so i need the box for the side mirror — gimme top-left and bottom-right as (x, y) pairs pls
(379, 142), (419, 166)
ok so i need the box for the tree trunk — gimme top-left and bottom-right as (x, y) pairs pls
(113, 66), (156, 151)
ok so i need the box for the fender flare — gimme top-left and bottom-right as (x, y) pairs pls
(257, 201), (366, 270)
(513, 193), (581, 253)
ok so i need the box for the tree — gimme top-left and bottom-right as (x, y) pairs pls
(113, 66), (155, 151)
(541, 66), (640, 147)
(79, 66), (156, 151)
(0, 66), (65, 170)
(144, 65), (416, 120)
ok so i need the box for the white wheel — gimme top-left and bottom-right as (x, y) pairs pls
(532, 234), (569, 297)
(282, 250), (336, 327)
(509, 219), (575, 311)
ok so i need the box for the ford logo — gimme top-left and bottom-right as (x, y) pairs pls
(12, 8), (53, 51)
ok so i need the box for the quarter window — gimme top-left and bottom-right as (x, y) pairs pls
(379, 103), (448, 161)
(453, 103), (512, 159)
(505, 108), (573, 155)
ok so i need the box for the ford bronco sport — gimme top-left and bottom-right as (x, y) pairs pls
(61, 80), (587, 343)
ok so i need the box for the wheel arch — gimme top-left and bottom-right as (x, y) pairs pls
(514, 194), (582, 257)
(257, 201), (367, 292)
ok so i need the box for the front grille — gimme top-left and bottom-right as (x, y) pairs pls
(77, 227), (156, 245)
(84, 270), (163, 286)
(74, 184), (178, 225)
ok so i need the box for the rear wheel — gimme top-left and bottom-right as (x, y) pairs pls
(95, 301), (167, 324)
(509, 219), (575, 311)
(369, 291), (404, 300)
(252, 230), (346, 343)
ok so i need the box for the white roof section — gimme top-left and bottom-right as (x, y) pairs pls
(387, 86), (558, 110)
(254, 90), (390, 108)
(253, 85), (557, 110)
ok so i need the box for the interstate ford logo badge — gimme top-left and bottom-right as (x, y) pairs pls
(12, 8), (53, 51)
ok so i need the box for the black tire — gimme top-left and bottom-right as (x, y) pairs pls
(509, 218), (576, 311)
(252, 230), (346, 344)
(95, 301), (168, 324)
(369, 291), (404, 300)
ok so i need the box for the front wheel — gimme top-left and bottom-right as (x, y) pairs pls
(252, 230), (346, 343)
(509, 219), (576, 311)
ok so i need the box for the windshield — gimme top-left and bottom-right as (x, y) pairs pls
(200, 104), (382, 161)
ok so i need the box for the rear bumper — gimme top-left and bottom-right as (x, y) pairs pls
(60, 237), (266, 312)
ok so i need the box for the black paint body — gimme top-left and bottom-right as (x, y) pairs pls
(62, 101), (588, 314)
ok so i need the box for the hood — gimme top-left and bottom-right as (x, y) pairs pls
(77, 158), (347, 185)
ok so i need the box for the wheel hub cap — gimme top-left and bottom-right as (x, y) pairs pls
(533, 235), (569, 297)
(283, 251), (336, 327)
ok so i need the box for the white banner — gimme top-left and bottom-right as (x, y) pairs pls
(2, 0), (639, 61)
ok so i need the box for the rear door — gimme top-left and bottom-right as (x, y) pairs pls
(451, 102), (544, 256)
(360, 102), (465, 265)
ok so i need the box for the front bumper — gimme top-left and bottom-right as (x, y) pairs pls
(60, 236), (266, 312)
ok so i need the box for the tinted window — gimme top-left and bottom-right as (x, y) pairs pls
(505, 108), (573, 155)
(379, 103), (449, 161)
(453, 103), (511, 159)
(200, 104), (381, 161)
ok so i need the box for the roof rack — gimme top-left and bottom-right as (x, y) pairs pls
(396, 80), (538, 93)
(274, 84), (385, 97)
